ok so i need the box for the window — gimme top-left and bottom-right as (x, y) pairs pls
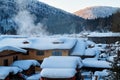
(24, 51), (29, 55)
(52, 51), (62, 56)
(13, 56), (18, 62)
(3, 59), (8, 66)
(36, 51), (44, 56)
(37, 60), (43, 64)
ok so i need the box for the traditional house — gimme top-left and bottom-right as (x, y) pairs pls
(0, 66), (24, 80)
(70, 39), (100, 59)
(40, 56), (83, 80)
(87, 33), (120, 44)
(0, 37), (76, 63)
(0, 46), (27, 66)
(11, 60), (40, 76)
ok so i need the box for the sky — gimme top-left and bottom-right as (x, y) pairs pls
(39, 0), (120, 13)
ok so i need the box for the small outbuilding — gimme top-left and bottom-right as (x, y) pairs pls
(41, 56), (83, 80)
(0, 66), (23, 80)
(11, 60), (40, 76)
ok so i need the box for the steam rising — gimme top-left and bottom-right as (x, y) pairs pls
(14, 0), (48, 36)
(14, 10), (48, 36)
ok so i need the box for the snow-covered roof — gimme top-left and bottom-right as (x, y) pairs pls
(0, 66), (22, 79)
(106, 55), (117, 62)
(0, 37), (76, 50)
(71, 39), (87, 56)
(83, 58), (111, 68)
(94, 69), (109, 77)
(0, 46), (27, 53)
(88, 32), (120, 37)
(27, 73), (41, 80)
(71, 39), (99, 56)
(11, 60), (40, 70)
(41, 68), (76, 78)
(41, 56), (83, 69)
(84, 48), (96, 56)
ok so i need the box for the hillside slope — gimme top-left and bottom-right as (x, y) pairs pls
(0, 0), (83, 35)
(74, 6), (119, 19)
(74, 6), (120, 32)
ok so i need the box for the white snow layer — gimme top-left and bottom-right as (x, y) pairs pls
(94, 69), (109, 77)
(27, 73), (41, 80)
(71, 39), (87, 56)
(83, 58), (111, 68)
(0, 66), (22, 79)
(88, 32), (120, 37)
(0, 37), (76, 50)
(11, 60), (40, 70)
(75, 6), (119, 19)
(41, 56), (83, 69)
(41, 68), (76, 78)
(0, 46), (27, 53)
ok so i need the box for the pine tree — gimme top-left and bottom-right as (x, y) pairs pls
(107, 41), (120, 80)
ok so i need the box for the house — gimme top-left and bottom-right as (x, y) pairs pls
(40, 56), (83, 80)
(82, 58), (111, 72)
(0, 46), (27, 66)
(0, 37), (76, 63)
(70, 39), (101, 59)
(0, 66), (23, 80)
(87, 32), (120, 44)
(11, 60), (40, 76)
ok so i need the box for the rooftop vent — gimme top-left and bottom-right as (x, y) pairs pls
(52, 39), (64, 44)
(23, 41), (29, 44)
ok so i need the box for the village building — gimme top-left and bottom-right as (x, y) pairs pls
(11, 60), (40, 76)
(41, 56), (83, 80)
(87, 33), (120, 44)
(0, 46), (27, 66)
(0, 37), (76, 64)
(0, 66), (23, 80)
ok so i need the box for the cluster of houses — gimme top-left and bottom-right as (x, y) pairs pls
(0, 35), (119, 80)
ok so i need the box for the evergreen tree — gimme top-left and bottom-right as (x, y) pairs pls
(107, 41), (120, 80)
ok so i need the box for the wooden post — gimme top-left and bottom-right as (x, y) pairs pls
(95, 76), (98, 80)
(81, 76), (84, 80)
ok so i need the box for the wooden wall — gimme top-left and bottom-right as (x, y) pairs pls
(22, 49), (69, 61)
(0, 50), (23, 66)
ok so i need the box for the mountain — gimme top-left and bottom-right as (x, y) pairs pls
(74, 6), (120, 32)
(74, 6), (119, 19)
(0, 0), (84, 35)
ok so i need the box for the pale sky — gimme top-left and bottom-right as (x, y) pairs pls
(39, 0), (120, 13)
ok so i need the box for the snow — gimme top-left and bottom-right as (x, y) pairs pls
(83, 58), (111, 68)
(11, 60), (40, 70)
(41, 56), (83, 69)
(88, 32), (120, 37)
(71, 39), (100, 57)
(71, 39), (87, 56)
(94, 69), (109, 77)
(106, 55), (117, 62)
(75, 6), (119, 19)
(41, 68), (76, 78)
(27, 73), (41, 80)
(84, 48), (96, 56)
(0, 46), (27, 53)
(0, 66), (22, 79)
(0, 37), (76, 50)
(30, 37), (76, 50)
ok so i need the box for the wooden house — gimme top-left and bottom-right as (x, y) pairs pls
(0, 46), (27, 66)
(87, 33), (120, 44)
(0, 37), (76, 64)
(11, 60), (40, 76)
(0, 66), (24, 80)
(41, 56), (83, 80)
(70, 39), (98, 59)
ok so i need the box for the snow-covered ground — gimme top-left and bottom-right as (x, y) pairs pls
(0, 35), (119, 80)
